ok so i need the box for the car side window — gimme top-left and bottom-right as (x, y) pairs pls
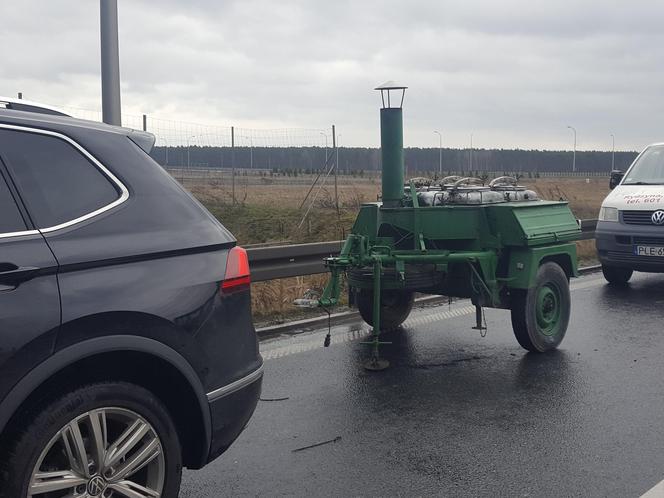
(0, 169), (27, 234)
(0, 129), (120, 229)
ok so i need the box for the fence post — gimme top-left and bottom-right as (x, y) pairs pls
(332, 124), (339, 214)
(231, 126), (236, 205)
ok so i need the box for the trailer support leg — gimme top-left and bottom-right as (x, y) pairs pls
(472, 304), (483, 330)
(363, 258), (390, 370)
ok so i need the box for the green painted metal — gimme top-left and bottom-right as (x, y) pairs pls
(487, 202), (581, 246)
(315, 86), (583, 363)
(503, 243), (578, 289)
(318, 192), (581, 354)
(536, 283), (561, 336)
(380, 108), (404, 207)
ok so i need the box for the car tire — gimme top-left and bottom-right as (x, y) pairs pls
(0, 381), (182, 498)
(510, 262), (571, 353)
(601, 264), (633, 285)
(357, 289), (414, 330)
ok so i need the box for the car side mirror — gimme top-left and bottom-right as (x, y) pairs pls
(609, 170), (624, 190)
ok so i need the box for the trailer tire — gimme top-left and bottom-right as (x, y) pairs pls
(601, 264), (633, 285)
(510, 262), (570, 353)
(357, 289), (414, 331)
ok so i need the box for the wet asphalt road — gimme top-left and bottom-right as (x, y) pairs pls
(181, 271), (664, 497)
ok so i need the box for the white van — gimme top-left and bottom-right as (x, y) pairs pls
(596, 143), (664, 284)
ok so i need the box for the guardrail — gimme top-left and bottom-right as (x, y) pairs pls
(247, 219), (599, 282)
(578, 219), (598, 239)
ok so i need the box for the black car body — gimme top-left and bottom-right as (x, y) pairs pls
(0, 107), (262, 497)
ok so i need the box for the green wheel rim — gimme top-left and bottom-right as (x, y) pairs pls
(536, 283), (562, 336)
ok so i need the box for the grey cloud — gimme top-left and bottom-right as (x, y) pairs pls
(1, 0), (664, 150)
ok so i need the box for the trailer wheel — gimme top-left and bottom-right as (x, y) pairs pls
(601, 264), (633, 285)
(510, 262), (570, 353)
(357, 289), (414, 330)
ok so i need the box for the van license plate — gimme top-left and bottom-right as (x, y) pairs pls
(635, 245), (664, 257)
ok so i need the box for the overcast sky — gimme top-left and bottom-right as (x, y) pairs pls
(2, 0), (664, 151)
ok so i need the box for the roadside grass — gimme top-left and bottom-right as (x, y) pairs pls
(251, 274), (348, 326)
(521, 176), (607, 220)
(576, 239), (599, 266)
(190, 184), (361, 245)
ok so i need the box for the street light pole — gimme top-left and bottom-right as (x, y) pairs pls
(433, 130), (442, 176)
(610, 133), (615, 171)
(100, 0), (122, 126)
(567, 125), (577, 173)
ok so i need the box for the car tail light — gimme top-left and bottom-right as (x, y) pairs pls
(221, 246), (251, 294)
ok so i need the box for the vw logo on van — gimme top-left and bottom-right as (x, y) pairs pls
(652, 210), (664, 225)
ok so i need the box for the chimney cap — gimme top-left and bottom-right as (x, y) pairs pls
(374, 80), (408, 91)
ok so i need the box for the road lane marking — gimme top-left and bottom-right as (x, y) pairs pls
(641, 479), (664, 497)
(260, 275), (607, 362)
(260, 305), (476, 361)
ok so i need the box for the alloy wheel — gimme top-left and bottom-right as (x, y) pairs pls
(28, 407), (165, 498)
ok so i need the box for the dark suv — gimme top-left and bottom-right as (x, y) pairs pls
(0, 107), (262, 497)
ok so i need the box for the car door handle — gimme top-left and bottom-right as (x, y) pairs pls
(0, 264), (41, 286)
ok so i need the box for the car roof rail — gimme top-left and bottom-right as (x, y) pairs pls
(0, 97), (157, 153)
(0, 97), (70, 117)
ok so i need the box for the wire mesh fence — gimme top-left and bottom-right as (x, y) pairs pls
(55, 103), (612, 215)
(58, 104), (336, 203)
(57, 103), (617, 179)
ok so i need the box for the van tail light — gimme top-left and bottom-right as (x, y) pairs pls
(220, 246), (251, 294)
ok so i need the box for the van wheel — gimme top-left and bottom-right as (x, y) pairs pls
(0, 381), (182, 498)
(510, 262), (571, 353)
(602, 264), (633, 285)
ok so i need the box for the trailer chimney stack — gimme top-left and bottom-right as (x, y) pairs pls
(375, 81), (407, 207)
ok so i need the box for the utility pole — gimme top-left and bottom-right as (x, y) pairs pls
(100, 0), (122, 125)
(610, 133), (615, 171)
(567, 125), (577, 173)
(433, 130), (442, 176)
(469, 133), (473, 172)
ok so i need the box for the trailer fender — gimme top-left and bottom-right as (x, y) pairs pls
(505, 243), (578, 289)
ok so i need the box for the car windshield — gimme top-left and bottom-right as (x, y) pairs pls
(623, 145), (664, 185)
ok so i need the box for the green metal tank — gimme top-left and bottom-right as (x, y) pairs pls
(316, 83), (582, 370)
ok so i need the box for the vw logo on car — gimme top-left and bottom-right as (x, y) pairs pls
(652, 210), (664, 225)
(87, 475), (107, 496)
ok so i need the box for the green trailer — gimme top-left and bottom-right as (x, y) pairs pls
(315, 83), (581, 369)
